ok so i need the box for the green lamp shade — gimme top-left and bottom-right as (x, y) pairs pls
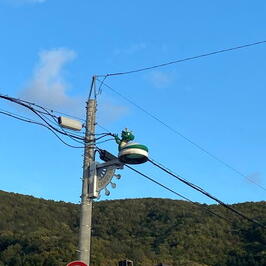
(118, 143), (149, 164)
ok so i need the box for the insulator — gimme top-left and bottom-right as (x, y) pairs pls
(111, 182), (116, 189)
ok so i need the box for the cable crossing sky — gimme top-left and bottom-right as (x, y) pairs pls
(97, 40), (266, 77)
(1, 93), (264, 229)
(93, 40), (266, 192)
(96, 79), (266, 192)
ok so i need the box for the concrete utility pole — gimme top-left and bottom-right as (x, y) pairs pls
(76, 76), (149, 266)
(78, 98), (96, 265)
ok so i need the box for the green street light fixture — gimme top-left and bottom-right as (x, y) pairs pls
(115, 129), (149, 164)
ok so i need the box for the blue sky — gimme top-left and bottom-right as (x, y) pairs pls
(0, 0), (266, 205)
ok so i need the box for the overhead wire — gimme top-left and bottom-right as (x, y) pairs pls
(0, 108), (84, 148)
(96, 76), (107, 95)
(0, 94), (113, 137)
(2, 94), (262, 227)
(97, 40), (266, 77)
(40, 109), (87, 145)
(95, 124), (264, 228)
(40, 125), (85, 149)
(0, 95), (86, 145)
(0, 95), (116, 149)
(96, 123), (112, 133)
(125, 164), (232, 224)
(88, 75), (96, 100)
(2, 38), (265, 224)
(14, 95), (86, 122)
(6, 95), (87, 141)
(95, 146), (232, 223)
(96, 79), (266, 192)
(148, 158), (265, 229)
(26, 106), (86, 145)
(95, 138), (115, 145)
(0, 94), (111, 137)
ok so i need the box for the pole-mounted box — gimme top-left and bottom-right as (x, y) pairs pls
(58, 116), (83, 131)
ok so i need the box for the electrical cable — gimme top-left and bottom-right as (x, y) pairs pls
(95, 125), (264, 227)
(14, 99), (87, 140)
(96, 76), (107, 95)
(97, 40), (266, 77)
(96, 123), (112, 133)
(0, 96), (88, 146)
(2, 95), (263, 226)
(0, 109), (84, 148)
(0, 95), (86, 141)
(125, 164), (232, 224)
(42, 125), (85, 148)
(0, 109), (47, 126)
(43, 108), (85, 123)
(1, 94), (112, 139)
(32, 108), (86, 145)
(97, 80), (266, 192)
(0, 96), (115, 147)
(1, 93), (86, 125)
(95, 138), (115, 145)
(88, 76), (96, 100)
(148, 158), (265, 229)
(95, 146), (232, 223)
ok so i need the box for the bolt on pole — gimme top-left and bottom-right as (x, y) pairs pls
(78, 97), (96, 265)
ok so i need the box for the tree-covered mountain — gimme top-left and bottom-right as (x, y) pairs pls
(0, 190), (265, 266)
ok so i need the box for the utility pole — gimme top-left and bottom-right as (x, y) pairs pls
(75, 76), (149, 266)
(78, 96), (96, 265)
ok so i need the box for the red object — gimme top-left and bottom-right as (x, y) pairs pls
(67, 261), (87, 266)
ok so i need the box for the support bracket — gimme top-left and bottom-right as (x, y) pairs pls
(88, 154), (124, 198)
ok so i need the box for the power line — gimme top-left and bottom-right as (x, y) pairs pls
(1, 94), (114, 139)
(96, 124), (264, 227)
(96, 146), (232, 223)
(0, 94), (112, 141)
(1, 95), (263, 226)
(148, 158), (265, 229)
(97, 80), (266, 192)
(88, 75), (97, 100)
(126, 165), (232, 224)
(96, 123), (111, 133)
(97, 40), (266, 77)
(0, 108), (84, 148)
(1, 94), (113, 139)
(15, 95), (86, 122)
(95, 138), (115, 145)
(35, 108), (86, 145)
(0, 96), (115, 150)
(0, 96), (89, 147)
(42, 124), (85, 149)
(13, 97), (85, 140)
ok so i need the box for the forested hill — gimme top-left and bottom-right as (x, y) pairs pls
(0, 190), (265, 266)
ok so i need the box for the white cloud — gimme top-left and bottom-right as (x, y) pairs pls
(20, 48), (82, 113)
(148, 70), (175, 89)
(20, 48), (128, 122)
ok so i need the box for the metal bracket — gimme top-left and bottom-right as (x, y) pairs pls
(95, 159), (124, 198)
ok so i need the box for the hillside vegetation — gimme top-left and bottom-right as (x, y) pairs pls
(0, 190), (265, 265)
